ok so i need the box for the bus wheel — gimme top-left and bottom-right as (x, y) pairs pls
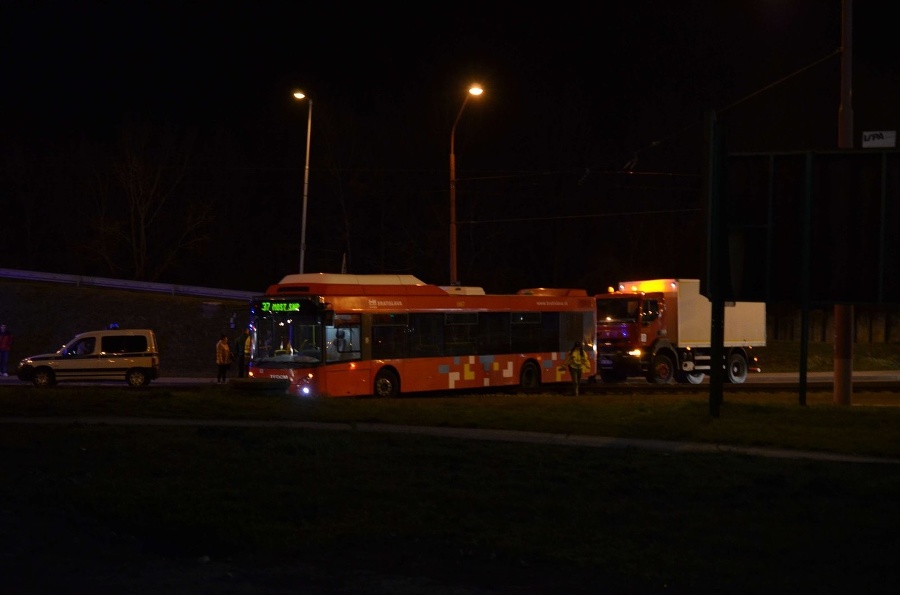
(519, 361), (541, 390)
(374, 369), (399, 397)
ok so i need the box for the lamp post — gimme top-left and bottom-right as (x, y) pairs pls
(449, 84), (483, 286)
(293, 91), (313, 274)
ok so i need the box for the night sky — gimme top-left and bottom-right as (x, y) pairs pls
(3, 1), (897, 294)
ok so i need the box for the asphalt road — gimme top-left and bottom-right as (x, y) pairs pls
(3, 370), (900, 389)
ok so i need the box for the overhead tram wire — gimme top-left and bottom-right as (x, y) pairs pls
(459, 206), (702, 226)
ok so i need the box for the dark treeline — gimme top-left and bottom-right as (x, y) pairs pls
(2, 43), (854, 297)
(1, 102), (715, 295)
(10, 2), (898, 299)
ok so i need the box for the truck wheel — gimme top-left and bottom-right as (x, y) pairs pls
(600, 371), (626, 383)
(676, 371), (706, 384)
(726, 353), (748, 384)
(648, 353), (675, 384)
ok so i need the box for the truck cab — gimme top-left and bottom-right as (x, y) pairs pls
(596, 289), (669, 383)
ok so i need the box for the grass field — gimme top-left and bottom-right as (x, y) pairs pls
(2, 385), (900, 594)
(3, 279), (900, 592)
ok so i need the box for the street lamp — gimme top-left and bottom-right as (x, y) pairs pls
(293, 90), (313, 274)
(449, 84), (483, 286)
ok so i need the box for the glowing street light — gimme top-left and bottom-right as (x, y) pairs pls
(293, 90), (313, 273)
(449, 84), (483, 286)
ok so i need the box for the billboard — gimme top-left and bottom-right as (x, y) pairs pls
(717, 150), (900, 304)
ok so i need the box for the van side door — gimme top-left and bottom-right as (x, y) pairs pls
(57, 336), (100, 380)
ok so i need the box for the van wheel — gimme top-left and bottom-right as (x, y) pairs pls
(126, 369), (148, 387)
(33, 368), (56, 387)
(374, 369), (399, 397)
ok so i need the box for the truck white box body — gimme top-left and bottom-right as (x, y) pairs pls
(619, 279), (766, 347)
(597, 279), (766, 384)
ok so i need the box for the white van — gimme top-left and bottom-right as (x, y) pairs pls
(16, 329), (160, 387)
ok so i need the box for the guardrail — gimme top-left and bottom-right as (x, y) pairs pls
(0, 267), (258, 301)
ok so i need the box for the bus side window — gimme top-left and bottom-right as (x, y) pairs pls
(328, 329), (348, 360)
(328, 327), (361, 361)
(342, 328), (360, 360)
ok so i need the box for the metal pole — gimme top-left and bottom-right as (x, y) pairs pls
(834, 0), (853, 405)
(449, 94), (470, 286)
(705, 110), (724, 418)
(300, 100), (312, 274)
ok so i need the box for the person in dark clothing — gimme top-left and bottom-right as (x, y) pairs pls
(0, 324), (12, 376)
(234, 328), (251, 378)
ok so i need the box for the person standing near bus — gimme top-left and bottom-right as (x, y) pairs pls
(233, 328), (251, 378)
(216, 334), (232, 384)
(0, 323), (12, 376)
(565, 341), (590, 396)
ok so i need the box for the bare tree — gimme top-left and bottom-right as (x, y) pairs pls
(108, 117), (213, 281)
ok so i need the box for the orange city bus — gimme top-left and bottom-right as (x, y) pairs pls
(246, 273), (596, 397)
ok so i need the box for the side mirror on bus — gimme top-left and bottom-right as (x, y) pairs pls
(324, 310), (335, 326)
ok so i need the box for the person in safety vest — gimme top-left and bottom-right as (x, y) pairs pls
(564, 341), (590, 396)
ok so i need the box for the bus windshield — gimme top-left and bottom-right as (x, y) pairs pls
(251, 298), (325, 367)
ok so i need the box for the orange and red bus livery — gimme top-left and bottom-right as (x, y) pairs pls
(247, 273), (596, 397)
